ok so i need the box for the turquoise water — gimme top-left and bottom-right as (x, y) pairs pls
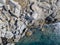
(16, 23), (60, 45)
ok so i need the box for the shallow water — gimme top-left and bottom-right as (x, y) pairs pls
(16, 22), (60, 45)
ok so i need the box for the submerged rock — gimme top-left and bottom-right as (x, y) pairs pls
(26, 30), (32, 37)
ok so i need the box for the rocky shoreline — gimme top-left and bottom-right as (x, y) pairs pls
(0, 0), (60, 45)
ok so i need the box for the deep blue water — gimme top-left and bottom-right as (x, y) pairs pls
(15, 23), (60, 45)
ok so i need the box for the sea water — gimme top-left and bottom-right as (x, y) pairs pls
(16, 22), (60, 45)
